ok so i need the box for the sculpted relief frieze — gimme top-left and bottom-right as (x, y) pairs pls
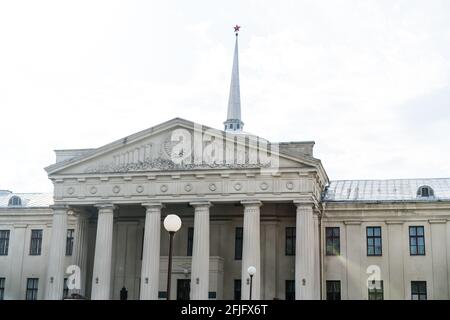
(84, 128), (278, 174)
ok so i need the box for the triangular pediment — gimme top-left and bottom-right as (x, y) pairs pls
(45, 118), (323, 177)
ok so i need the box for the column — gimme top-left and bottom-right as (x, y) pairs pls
(312, 212), (321, 299)
(72, 209), (90, 296)
(45, 205), (69, 300)
(91, 204), (115, 300)
(5, 224), (27, 300)
(190, 201), (211, 300)
(241, 200), (262, 300)
(294, 202), (315, 300)
(140, 203), (163, 300)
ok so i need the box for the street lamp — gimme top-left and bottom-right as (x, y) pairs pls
(247, 266), (256, 300)
(163, 214), (182, 300)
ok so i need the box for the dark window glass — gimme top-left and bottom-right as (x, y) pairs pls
(326, 281), (341, 300)
(285, 280), (295, 300)
(65, 229), (74, 256)
(63, 278), (69, 298)
(141, 228), (144, 260)
(0, 230), (10, 256)
(368, 280), (384, 300)
(285, 227), (296, 256)
(30, 230), (43, 256)
(26, 278), (39, 300)
(409, 226), (425, 256)
(187, 227), (194, 256)
(158, 291), (167, 299)
(234, 279), (241, 300)
(8, 196), (22, 207)
(367, 227), (382, 256)
(208, 292), (216, 299)
(235, 227), (243, 260)
(0, 277), (5, 300)
(326, 227), (340, 256)
(411, 281), (427, 300)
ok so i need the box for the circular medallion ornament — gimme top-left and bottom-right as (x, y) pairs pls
(209, 183), (217, 191)
(184, 184), (193, 192)
(286, 182), (294, 190)
(112, 186), (121, 194)
(136, 185), (144, 193)
(234, 182), (242, 191)
(160, 184), (168, 193)
(90, 186), (98, 194)
(260, 182), (269, 190)
(67, 187), (75, 195)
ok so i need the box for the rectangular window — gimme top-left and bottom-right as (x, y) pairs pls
(326, 280), (341, 300)
(66, 229), (75, 256)
(234, 279), (241, 300)
(411, 281), (427, 300)
(0, 230), (10, 256)
(285, 227), (296, 256)
(409, 226), (425, 256)
(367, 226), (382, 256)
(26, 278), (39, 300)
(187, 227), (194, 256)
(326, 227), (340, 256)
(368, 280), (384, 300)
(63, 278), (69, 298)
(235, 227), (243, 260)
(0, 277), (5, 300)
(285, 280), (295, 300)
(30, 229), (43, 256)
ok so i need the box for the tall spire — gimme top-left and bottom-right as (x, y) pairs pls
(224, 25), (244, 132)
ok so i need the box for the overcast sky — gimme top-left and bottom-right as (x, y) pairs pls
(1, 0), (450, 193)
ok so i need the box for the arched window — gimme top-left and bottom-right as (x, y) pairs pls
(8, 196), (22, 207)
(417, 186), (434, 198)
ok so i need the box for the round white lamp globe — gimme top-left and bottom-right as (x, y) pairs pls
(164, 214), (182, 232)
(247, 266), (256, 276)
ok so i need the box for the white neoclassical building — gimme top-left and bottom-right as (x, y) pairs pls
(1, 30), (450, 301)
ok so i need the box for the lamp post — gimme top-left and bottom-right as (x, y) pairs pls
(163, 214), (182, 300)
(247, 266), (256, 300)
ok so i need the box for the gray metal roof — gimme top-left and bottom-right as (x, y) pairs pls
(323, 178), (450, 202)
(0, 191), (53, 208)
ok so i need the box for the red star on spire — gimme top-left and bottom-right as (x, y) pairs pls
(234, 25), (241, 33)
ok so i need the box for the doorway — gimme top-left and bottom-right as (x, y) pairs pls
(177, 279), (191, 300)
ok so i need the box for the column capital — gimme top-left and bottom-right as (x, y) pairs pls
(50, 204), (69, 213)
(142, 202), (164, 210)
(190, 201), (212, 208)
(241, 200), (262, 207)
(293, 201), (314, 209)
(95, 203), (116, 211)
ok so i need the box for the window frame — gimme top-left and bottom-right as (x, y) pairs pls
(234, 227), (243, 260)
(234, 279), (241, 300)
(25, 278), (39, 300)
(325, 227), (340, 256)
(29, 229), (43, 256)
(411, 281), (427, 300)
(65, 229), (75, 256)
(366, 226), (382, 256)
(187, 227), (194, 256)
(0, 230), (10, 256)
(409, 226), (425, 256)
(0, 277), (5, 300)
(285, 280), (295, 300)
(326, 280), (341, 300)
(368, 280), (384, 300)
(285, 227), (296, 256)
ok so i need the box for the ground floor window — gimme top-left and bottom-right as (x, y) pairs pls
(285, 280), (295, 300)
(26, 278), (39, 300)
(0, 277), (5, 300)
(411, 281), (427, 300)
(368, 280), (383, 300)
(326, 280), (341, 300)
(234, 279), (241, 300)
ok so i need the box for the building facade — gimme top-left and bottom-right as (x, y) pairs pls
(1, 30), (450, 300)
